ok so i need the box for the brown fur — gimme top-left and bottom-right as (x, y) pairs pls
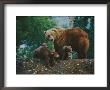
(62, 46), (72, 60)
(33, 43), (59, 66)
(45, 27), (89, 59)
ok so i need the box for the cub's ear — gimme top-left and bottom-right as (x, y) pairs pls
(68, 46), (72, 48)
(52, 29), (57, 32)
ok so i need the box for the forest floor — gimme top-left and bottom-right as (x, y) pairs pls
(16, 59), (94, 74)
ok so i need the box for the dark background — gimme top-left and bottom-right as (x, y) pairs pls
(0, 0), (109, 4)
(0, 0), (110, 90)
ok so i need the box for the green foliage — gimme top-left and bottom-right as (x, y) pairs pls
(16, 16), (56, 59)
(16, 16), (55, 46)
(46, 41), (55, 51)
(72, 51), (78, 59)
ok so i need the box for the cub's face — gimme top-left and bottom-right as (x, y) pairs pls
(50, 51), (59, 58)
(63, 46), (72, 52)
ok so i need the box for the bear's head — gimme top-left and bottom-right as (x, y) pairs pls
(44, 27), (65, 42)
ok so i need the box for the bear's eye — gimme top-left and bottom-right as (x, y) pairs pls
(48, 35), (50, 37)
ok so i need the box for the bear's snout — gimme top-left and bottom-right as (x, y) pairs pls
(50, 39), (54, 42)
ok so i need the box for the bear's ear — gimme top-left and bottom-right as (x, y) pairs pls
(52, 29), (57, 33)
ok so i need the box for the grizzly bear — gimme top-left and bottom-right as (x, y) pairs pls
(44, 27), (89, 59)
(62, 46), (73, 60)
(33, 43), (59, 67)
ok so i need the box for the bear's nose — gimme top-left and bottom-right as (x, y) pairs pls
(50, 39), (53, 42)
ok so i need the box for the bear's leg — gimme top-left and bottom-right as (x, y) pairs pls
(34, 58), (40, 63)
(44, 56), (50, 67)
(54, 45), (63, 60)
(77, 37), (89, 59)
(49, 58), (55, 66)
(58, 51), (64, 60)
(63, 53), (68, 60)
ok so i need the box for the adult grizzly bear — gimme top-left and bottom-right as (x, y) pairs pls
(44, 27), (89, 59)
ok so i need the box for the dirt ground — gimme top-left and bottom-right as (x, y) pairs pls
(16, 59), (94, 74)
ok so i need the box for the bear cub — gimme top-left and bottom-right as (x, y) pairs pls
(62, 46), (73, 60)
(33, 43), (59, 67)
